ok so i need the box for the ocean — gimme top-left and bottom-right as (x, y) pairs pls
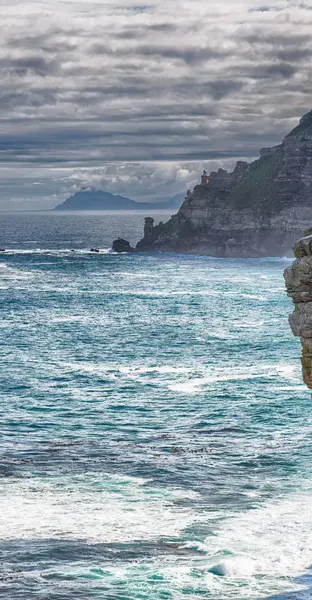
(0, 211), (311, 600)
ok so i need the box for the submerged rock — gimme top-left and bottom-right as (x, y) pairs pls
(112, 238), (135, 253)
(284, 235), (312, 389)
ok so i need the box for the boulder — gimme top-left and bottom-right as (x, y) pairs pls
(293, 235), (312, 258)
(112, 238), (135, 253)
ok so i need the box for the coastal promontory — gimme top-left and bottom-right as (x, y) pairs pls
(136, 111), (312, 257)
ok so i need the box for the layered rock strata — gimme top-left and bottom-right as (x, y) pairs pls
(284, 233), (312, 389)
(136, 111), (312, 257)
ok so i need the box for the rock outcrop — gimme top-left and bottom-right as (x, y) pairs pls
(135, 217), (166, 251)
(136, 111), (312, 257)
(112, 238), (135, 253)
(284, 232), (312, 389)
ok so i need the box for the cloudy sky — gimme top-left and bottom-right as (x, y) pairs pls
(0, 0), (311, 209)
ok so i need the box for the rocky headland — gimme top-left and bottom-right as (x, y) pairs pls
(284, 233), (312, 389)
(135, 111), (312, 257)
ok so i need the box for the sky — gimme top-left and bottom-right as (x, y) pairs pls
(0, 0), (312, 209)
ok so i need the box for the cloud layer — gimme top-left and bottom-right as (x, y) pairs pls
(0, 0), (312, 207)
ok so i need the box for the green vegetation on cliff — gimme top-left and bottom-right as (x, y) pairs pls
(228, 152), (282, 211)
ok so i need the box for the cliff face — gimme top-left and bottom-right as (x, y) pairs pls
(136, 111), (312, 257)
(284, 233), (312, 389)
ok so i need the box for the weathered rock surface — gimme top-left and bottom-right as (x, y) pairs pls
(112, 238), (135, 253)
(284, 235), (312, 389)
(135, 217), (166, 251)
(136, 111), (312, 257)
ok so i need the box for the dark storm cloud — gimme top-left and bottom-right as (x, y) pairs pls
(242, 62), (297, 79)
(0, 0), (311, 209)
(88, 42), (229, 64)
(0, 56), (60, 76)
(131, 45), (231, 64)
(243, 31), (311, 44)
(276, 47), (312, 61)
(6, 30), (80, 52)
(249, 6), (284, 11)
(146, 23), (177, 32)
(205, 80), (245, 100)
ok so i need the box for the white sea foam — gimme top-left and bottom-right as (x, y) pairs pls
(166, 360), (305, 395)
(235, 320), (265, 328)
(168, 381), (203, 393)
(119, 365), (189, 375)
(103, 486), (312, 599)
(61, 361), (189, 379)
(0, 248), (113, 256)
(50, 316), (87, 323)
(199, 488), (312, 597)
(0, 475), (200, 544)
(0, 263), (36, 282)
(26, 484), (312, 600)
(60, 360), (304, 397)
(275, 364), (300, 379)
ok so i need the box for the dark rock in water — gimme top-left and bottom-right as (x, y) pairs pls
(135, 110), (312, 257)
(284, 235), (312, 389)
(112, 238), (135, 253)
(0, 249), (5, 252)
(90, 248), (100, 253)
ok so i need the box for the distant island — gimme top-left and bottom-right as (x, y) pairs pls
(53, 189), (184, 211)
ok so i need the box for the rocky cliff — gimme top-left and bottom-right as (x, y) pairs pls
(284, 233), (312, 389)
(136, 111), (312, 257)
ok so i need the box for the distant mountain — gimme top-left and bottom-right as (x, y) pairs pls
(53, 189), (184, 211)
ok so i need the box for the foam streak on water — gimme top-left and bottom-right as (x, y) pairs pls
(0, 213), (311, 599)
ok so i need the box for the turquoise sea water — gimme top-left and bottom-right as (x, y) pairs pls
(1, 212), (311, 599)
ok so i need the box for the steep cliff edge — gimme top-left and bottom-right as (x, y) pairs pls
(136, 111), (312, 257)
(284, 233), (312, 389)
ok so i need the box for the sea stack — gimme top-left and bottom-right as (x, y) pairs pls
(284, 233), (312, 389)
